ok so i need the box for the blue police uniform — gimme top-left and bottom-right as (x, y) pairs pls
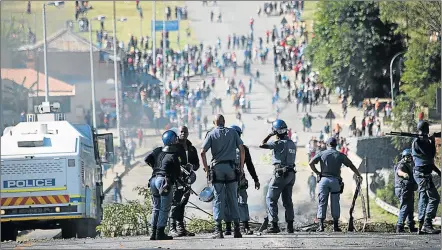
(310, 148), (352, 222)
(224, 144), (259, 235)
(412, 136), (440, 233)
(202, 125), (243, 237)
(394, 153), (417, 232)
(261, 135), (297, 232)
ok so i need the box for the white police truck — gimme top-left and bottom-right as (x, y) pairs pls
(1, 102), (114, 241)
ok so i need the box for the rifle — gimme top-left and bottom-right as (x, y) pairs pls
(386, 131), (441, 138)
(258, 217), (269, 232)
(347, 178), (362, 232)
(176, 178), (198, 196)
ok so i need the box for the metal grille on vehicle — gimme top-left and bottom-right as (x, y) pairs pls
(1, 160), (64, 175)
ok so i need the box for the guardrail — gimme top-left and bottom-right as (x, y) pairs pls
(367, 172), (441, 226)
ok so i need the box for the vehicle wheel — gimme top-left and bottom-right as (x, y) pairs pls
(87, 219), (98, 238)
(1, 223), (17, 242)
(77, 219), (97, 238)
(76, 219), (89, 238)
(61, 221), (76, 239)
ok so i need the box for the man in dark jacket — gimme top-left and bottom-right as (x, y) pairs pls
(412, 121), (441, 234)
(169, 126), (200, 237)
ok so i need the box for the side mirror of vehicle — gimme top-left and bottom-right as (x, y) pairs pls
(95, 133), (116, 164)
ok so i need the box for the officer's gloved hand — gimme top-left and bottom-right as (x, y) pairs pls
(356, 175), (363, 182)
(403, 173), (409, 180)
(269, 130), (277, 137)
(255, 181), (260, 190)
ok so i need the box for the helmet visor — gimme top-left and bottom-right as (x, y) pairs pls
(275, 128), (287, 134)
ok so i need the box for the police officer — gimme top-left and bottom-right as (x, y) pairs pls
(309, 137), (362, 232)
(145, 130), (183, 240)
(201, 114), (245, 239)
(259, 119), (297, 233)
(412, 121), (441, 234)
(394, 149), (418, 233)
(224, 125), (260, 235)
(169, 126), (200, 237)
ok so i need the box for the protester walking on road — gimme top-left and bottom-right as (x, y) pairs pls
(113, 173), (123, 203)
(308, 172), (317, 201)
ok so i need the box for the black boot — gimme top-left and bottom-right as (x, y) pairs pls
(233, 222), (243, 238)
(150, 227), (157, 240)
(266, 221), (281, 233)
(287, 221), (294, 233)
(420, 220), (441, 234)
(169, 220), (179, 237)
(408, 223), (418, 233)
(395, 224), (405, 233)
(333, 220), (341, 232)
(225, 222), (232, 235)
(242, 221), (253, 235)
(156, 227), (173, 240)
(418, 220), (424, 234)
(212, 224), (224, 239)
(317, 219), (325, 232)
(177, 221), (195, 237)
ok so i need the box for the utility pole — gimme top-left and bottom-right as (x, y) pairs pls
(162, 2), (167, 117)
(152, 0), (156, 72)
(88, 21), (97, 128)
(42, 3), (49, 102)
(112, 0), (122, 144)
(389, 51), (405, 108)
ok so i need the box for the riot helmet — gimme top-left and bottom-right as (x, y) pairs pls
(272, 119), (288, 135)
(162, 130), (179, 146)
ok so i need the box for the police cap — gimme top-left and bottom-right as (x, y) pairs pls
(326, 137), (337, 147)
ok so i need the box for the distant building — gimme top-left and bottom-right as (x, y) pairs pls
(1, 68), (75, 121)
(17, 28), (117, 125)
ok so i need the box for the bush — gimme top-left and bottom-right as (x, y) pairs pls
(96, 186), (152, 237)
(376, 171), (442, 216)
(186, 216), (216, 233)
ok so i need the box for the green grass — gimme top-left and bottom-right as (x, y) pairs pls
(355, 190), (398, 224)
(302, 1), (318, 32)
(368, 198), (398, 224)
(1, 1), (197, 50)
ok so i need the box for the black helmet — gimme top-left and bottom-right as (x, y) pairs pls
(417, 120), (430, 135)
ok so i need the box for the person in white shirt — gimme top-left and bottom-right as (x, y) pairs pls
(291, 131), (298, 145)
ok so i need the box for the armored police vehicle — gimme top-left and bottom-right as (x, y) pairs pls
(1, 102), (114, 241)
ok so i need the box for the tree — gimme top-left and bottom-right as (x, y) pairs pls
(306, 1), (405, 103)
(379, 1), (441, 136)
(1, 17), (27, 68)
(380, 1), (441, 36)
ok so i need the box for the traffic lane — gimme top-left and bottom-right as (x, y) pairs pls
(5, 233), (440, 249)
(185, 1), (302, 221)
(277, 96), (362, 219)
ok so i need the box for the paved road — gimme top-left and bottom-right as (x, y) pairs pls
(183, 0), (360, 225)
(6, 233), (440, 249)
